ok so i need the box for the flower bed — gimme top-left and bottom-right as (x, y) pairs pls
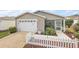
(36, 27), (57, 36)
(65, 22), (79, 39)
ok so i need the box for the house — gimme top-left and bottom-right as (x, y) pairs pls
(0, 16), (15, 31)
(66, 14), (79, 25)
(15, 11), (66, 33)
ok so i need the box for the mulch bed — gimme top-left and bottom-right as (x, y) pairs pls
(65, 33), (76, 39)
(23, 44), (46, 48)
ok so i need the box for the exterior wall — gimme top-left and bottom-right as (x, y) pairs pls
(16, 13), (45, 32)
(73, 20), (79, 25)
(34, 12), (64, 20)
(34, 12), (65, 31)
(0, 20), (15, 31)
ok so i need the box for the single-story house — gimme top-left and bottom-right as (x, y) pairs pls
(67, 14), (79, 25)
(15, 11), (66, 33)
(0, 16), (15, 31)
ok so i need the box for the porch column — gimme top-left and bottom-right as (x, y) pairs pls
(63, 19), (66, 32)
(61, 20), (63, 31)
(54, 20), (56, 30)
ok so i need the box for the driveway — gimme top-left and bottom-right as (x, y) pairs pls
(0, 32), (27, 48)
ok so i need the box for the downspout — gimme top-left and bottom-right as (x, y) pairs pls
(15, 18), (18, 32)
(63, 19), (66, 32)
(45, 18), (47, 32)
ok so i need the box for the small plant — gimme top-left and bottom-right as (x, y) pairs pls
(74, 32), (79, 39)
(73, 22), (79, 32)
(45, 27), (56, 35)
(9, 27), (16, 33)
(65, 28), (75, 34)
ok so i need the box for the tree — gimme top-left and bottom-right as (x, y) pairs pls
(65, 19), (73, 28)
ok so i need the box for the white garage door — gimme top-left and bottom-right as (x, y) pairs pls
(17, 19), (37, 32)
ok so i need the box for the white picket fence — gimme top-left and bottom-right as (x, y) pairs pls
(26, 33), (79, 48)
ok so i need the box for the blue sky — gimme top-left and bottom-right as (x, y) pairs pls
(0, 10), (79, 17)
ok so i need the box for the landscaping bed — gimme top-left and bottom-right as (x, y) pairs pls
(65, 22), (79, 39)
(65, 32), (75, 39)
(24, 44), (46, 48)
(0, 27), (16, 39)
(36, 27), (57, 36)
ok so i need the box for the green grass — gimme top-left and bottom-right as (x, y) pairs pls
(0, 31), (10, 39)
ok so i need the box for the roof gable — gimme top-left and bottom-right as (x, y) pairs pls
(34, 11), (65, 18)
(15, 12), (46, 19)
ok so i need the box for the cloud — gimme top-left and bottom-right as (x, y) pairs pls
(0, 10), (38, 16)
(64, 10), (79, 16)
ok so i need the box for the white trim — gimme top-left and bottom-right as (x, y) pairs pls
(55, 20), (62, 31)
(63, 19), (65, 32)
(54, 20), (56, 30)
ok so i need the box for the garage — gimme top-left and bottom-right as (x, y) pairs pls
(16, 12), (45, 33)
(17, 19), (37, 32)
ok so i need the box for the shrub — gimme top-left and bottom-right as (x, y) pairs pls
(9, 27), (16, 33)
(65, 28), (75, 34)
(74, 32), (79, 39)
(45, 27), (56, 35)
(65, 19), (73, 28)
(73, 22), (79, 32)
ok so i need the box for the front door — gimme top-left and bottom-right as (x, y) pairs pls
(55, 20), (62, 31)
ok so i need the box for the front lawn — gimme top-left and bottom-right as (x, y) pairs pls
(0, 27), (17, 39)
(0, 31), (10, 39)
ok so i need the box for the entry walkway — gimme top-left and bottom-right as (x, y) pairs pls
(56, 31), (72, 40)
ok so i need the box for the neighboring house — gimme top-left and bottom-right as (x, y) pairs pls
(16, 11), (65, 33)
(0, 16), (15, 31)
(66, 14), (79, 25)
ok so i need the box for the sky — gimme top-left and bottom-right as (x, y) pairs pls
(0, 10), (79, 17)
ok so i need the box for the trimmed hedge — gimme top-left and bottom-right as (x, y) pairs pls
(9, 27), (16, 33)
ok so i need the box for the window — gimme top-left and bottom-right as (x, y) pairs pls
(45, 20), (55, 28)
(56, 20), (62, 26)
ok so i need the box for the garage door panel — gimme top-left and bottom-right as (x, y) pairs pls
(18, 19), (37, 32)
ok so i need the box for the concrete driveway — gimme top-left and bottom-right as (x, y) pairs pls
(0, 32), (27, 48)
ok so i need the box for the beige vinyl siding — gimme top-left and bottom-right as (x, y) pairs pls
(0, 20), (15, 30)
(4, 20), (15, 28)
(35, 12), (64, 20)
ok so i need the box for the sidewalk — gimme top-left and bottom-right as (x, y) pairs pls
(56, 31), (72, 40)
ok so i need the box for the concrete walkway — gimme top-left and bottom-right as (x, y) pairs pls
(0, 32), (27, 48)
(56, 31), (72, 40)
